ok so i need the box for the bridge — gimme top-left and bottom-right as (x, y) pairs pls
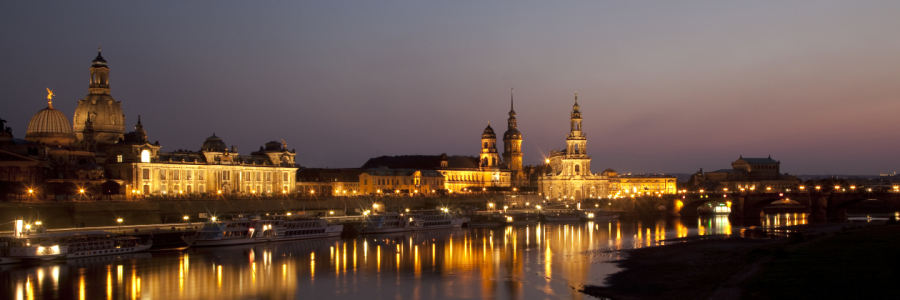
(667, 191), (900, 220)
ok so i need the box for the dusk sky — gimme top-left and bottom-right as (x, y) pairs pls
(2, 1), (899, 175)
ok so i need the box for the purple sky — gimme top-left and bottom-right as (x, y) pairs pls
(2, 1), (900, 175)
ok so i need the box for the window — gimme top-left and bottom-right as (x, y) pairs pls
(117, 155), (123, 163)
(198, 170), (205, 180)
(142, 169), (150, 180)
(159, 169), (166, 180)
(283, 172), (288, 181)
(187, 170), (193, 180)
(140, 150), (150, 163)
(173, 170), (180, 180)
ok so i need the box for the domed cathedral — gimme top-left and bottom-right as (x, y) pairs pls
(502, 88), (526, 186)
(104, 118), (297, 197)
(73, 48), (126, 145)
(538, 93), (610, 201)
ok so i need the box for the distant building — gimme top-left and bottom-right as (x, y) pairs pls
(295, 168), (364, 196)
(360, 153), (508, 192)
(358, 168), (444, 195)
(605, 169), (677, 196)
(690, 156), (799, 192)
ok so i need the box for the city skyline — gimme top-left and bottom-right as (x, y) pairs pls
(3, 1), (900, 175)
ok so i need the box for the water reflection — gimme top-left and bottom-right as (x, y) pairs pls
(2, 216), (803, 300)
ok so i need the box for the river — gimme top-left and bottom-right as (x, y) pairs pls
(2, 214), (805, 300)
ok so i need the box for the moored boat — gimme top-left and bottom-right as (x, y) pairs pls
(408, 210), (464, 231)
(359, 213), (412, 234)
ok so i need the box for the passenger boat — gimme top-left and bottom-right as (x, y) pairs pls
(182, 215), (343, 247)
(62, 231), (152, 258)
(0, 235), (67, 264)
(359, 213), (412, 234)
(408, 210), (464, 231)
(256, 216), (343, 242)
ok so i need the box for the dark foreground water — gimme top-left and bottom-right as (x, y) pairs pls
(2, 214), (806, 300)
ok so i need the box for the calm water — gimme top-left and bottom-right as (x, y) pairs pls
(2, 214), (806, 300)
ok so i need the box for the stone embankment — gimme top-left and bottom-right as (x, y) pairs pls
(0, 195), (541, 228)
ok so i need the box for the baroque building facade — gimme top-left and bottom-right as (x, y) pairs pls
(689, 156), (799, 192)
(538, 94), (609, 200)
(104, 123), (298, 197)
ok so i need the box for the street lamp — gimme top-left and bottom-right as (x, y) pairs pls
(117, 218), (123, 231)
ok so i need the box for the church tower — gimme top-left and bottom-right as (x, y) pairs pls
(73, 46), (126, 145)
(564, 93), (591, 176)
(502, 88), (524, 185)
(480, 123), (501, 170)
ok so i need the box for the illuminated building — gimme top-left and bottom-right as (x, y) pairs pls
(106, 127), (298, 196)
(360, 153), (510, 193)
(689, 156), (799, 192)
(538, 94), (609, 200)
(358, 169), (444, 195)
(605, 170), (677, 195)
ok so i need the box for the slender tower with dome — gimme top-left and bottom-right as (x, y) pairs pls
(480, 123), (501, 170)
(73, 47), (126, 145)
(502, 88), (524, 186)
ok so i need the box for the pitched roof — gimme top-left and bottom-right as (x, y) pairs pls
(297, 168), (364, 182)
(736, 157), (779, 164)
(361, 155), (479, 170)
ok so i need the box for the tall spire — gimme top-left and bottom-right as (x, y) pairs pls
(572, 92), (580, 113)
(508, 87), (516, 118)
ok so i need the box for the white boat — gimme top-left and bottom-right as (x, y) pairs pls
(0, 235), (67, 264)
(182, 215), (342, 247)
(256, 217), (343, 242)
(408, 211), (464, 231)
(359, 213), (412, 234)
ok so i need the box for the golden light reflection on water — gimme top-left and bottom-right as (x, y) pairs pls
(1, 218), (782, 300)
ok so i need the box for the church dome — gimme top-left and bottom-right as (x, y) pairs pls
(74, 49), (125, 144)
(201, 134), (227, 152)
(482, 124), (496, 139)
(26, 106), (75, 146)
(503, 129), (521, 140)
(91, 51), (108, 68)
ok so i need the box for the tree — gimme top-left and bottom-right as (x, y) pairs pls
(101, 181), (120, 201)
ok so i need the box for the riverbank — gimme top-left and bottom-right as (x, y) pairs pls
(581, 221), (900, 299)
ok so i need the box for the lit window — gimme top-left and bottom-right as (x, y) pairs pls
(117, 155), (123, 163)
(140, 150), (150, 163)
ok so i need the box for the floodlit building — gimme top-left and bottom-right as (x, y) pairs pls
(538, 94), (610, 200)
(690, 156), (799, 192)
